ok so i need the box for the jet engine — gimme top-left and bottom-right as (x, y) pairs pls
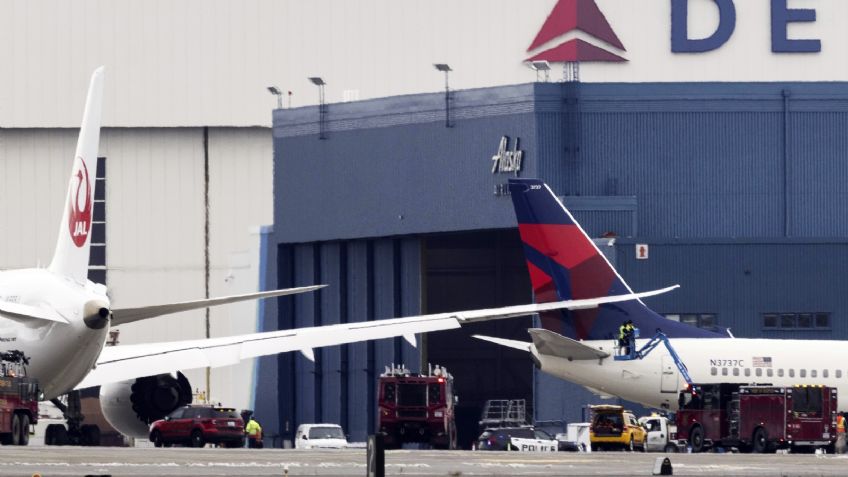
(99, 372), (192, 439)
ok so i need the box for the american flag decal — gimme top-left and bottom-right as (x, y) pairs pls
(752, 357), (773, 368)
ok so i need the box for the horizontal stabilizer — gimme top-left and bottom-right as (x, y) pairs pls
(528, 328), (609, 360)
(111, 285), (326, 325)
(0, 302), (69, 324)
(472, 335), (532, 352)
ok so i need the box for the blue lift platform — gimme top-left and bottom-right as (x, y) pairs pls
(614, 330), (695, 387)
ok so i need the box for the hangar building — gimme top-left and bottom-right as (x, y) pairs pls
(258, 80), (848, 446)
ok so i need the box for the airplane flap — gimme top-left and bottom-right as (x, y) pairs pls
(528, 328), (609, 360)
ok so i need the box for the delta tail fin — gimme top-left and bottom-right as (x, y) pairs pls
(508, 178), (721, 341)
(48, 67), (104, 283)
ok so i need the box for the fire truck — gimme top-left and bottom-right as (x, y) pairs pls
(0, 351), (39, 446)
(377, 364), (457, 449)
(675, 384), (837, 453)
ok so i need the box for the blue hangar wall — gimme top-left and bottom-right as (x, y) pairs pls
(256, 81), (848, 444)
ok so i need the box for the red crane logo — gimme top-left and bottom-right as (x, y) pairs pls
(68, 159), (92, 248)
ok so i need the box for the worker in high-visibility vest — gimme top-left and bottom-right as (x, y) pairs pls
(245, 416), (263, 449)
(837, 413), (846, 454)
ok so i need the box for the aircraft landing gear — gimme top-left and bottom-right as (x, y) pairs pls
(47, 391), (101, 446)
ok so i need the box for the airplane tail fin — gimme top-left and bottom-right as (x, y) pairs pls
(508, 178), (720, 340)
(48, 67), (104, 283)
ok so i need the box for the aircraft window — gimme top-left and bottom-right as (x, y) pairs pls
(789, 369), (795, 378)
(766, 369), (773, 377)
(755, 368), (762, 377)
(800, 369), (807, 378)
(778, 369), (784, 377)
(744, 368), (751, 377)
(711, 367), (717, 376)
(811, 370), (818, 378)
(837, 370), (843, 379)
(733, 368), (740, 377)
(823, 369), (829, 378)
(722, 368), (729, 376)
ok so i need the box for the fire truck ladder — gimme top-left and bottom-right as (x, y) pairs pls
(613, 330), (695, 387)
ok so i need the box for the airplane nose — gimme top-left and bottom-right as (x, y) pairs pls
(84, 300), (111, 330)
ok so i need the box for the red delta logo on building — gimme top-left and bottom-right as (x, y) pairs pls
(527, 0), (627, 63)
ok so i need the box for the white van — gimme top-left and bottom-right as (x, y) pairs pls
(295, 423), (348, 449)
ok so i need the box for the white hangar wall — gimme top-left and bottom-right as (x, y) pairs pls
(0, 127), (272, 409)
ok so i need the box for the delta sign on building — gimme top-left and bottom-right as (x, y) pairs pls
(519, 0), (842, 82)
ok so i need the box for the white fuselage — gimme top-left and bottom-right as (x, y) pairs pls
(537, 337), (848, 411)
(0, 268), (110, 399)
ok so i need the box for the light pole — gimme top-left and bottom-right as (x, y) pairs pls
(434, 64), (452, 128)
(308, 77), (327, 139)
(267, 86), (283, 109)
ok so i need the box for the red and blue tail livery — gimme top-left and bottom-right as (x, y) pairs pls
(508, 178), (721, 341)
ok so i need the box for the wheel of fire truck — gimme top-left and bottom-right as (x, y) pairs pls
(80, 424), (101, 446)
(45, 424), (68, 445)
(18, 413), (29, 446)
(689, 425), (705, 453)
(9, 414), (21, 446)
(752, 427), (769, 454)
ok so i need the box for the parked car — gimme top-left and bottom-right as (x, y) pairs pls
(476, 426), (558, 452)
(295, 423), (349, 449)
(149, 405), (245, 448)
(589, 405), (647, 451)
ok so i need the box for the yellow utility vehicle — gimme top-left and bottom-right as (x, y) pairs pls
(589, 405), (647, 451)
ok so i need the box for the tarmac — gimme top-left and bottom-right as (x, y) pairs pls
(0, 447), (847, 476)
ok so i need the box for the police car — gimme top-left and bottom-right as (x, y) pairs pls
(476, 426), (558, 452)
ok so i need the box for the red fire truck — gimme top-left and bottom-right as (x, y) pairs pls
(377, 364), (457, 449)
(0, 351), (39, 446)
(675, 384), (837, 453)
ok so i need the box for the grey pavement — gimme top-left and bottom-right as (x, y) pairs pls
(0, 447), (846, 476)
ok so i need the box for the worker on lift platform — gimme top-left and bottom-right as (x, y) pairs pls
(618, 320), (637, 357)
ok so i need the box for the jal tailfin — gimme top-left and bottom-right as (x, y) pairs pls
(508, 178), (720, 341)
(48, 67), (104, 283)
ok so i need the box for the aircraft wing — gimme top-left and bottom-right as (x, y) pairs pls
(76, 285), (677, 389)
(0, 302), (69, 324)
(110, 285), (327, 326)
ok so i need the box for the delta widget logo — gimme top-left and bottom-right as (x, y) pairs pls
(527, 0), (627, 62)
(68, 158), (92, 248)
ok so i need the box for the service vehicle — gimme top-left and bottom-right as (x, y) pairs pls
(149, 405), (244, 448)
(639, 415), (679, 452)
(377, 364), (457, 449)
(589, 405), (647, 451)
(295, 423), (348, 449)
(675, 384), (837, 453)
(476, 426), (558, 452)
(0, 351), (39, 446)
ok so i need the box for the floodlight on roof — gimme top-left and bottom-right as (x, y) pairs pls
(433, 64), (452, 72)
(528, 61), (551, 71)
(527, 61), (552, 82)
(267, 86), (283, 108)
(308, 77), (326, 86)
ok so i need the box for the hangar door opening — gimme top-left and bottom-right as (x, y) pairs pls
(423, 229), (533, 449)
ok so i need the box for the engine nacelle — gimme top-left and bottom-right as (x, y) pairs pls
(100, 372), (192, 439)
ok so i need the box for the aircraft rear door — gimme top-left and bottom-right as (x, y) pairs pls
(660, 355), (678, 393)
